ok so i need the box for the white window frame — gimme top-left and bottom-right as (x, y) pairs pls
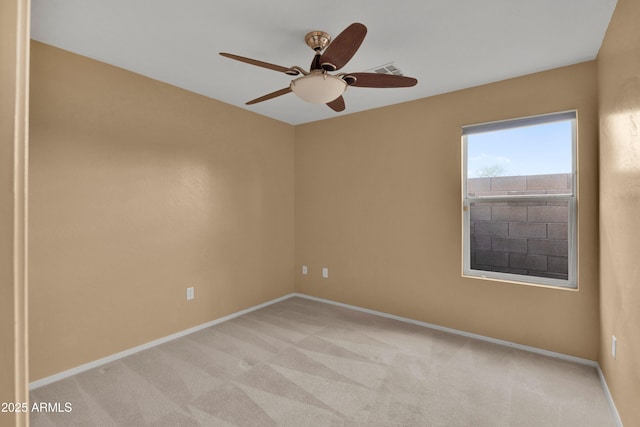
(462, 111), (577, 289)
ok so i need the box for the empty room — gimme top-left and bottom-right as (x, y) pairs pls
(2, 0), (639, 426)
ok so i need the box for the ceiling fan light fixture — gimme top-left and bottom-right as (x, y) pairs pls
(221, 23), (417, 111)
(290, 73), (346, 104)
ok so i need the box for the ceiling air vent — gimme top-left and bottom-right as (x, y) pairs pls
(368, 62), (404, 76)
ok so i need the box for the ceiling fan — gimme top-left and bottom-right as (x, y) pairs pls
(220, 23), (418, 112)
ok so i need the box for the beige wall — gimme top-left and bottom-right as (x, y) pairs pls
(29, 42), (295, 380)
(598, 0), (640, 424)
(1, 0), (29, 426)
(295, 62), (600, 359)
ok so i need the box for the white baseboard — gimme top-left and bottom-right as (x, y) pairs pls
(293, 293), (598, 366)
(292, 293), (623, 426)
(29, 293), (296, 390)
(29, 291), (623, 426)
(596, 365), (624, 427)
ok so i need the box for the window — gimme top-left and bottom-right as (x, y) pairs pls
(462, 111), (577, 288)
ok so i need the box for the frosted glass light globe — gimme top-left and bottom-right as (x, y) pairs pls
(290, 73), (346, 104)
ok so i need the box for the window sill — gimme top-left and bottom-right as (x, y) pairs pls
(462, 270), (578, 291)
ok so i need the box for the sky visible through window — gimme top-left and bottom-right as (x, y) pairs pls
(466, 120), (572, 178)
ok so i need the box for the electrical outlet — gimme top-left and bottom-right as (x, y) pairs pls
(186, 287), (194, 301)
(302, 265), (308, 275)
(322, 267), (329, 278)
(612, 335), (617, 359)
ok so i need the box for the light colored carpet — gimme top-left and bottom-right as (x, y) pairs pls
(30, 297), (616, 426)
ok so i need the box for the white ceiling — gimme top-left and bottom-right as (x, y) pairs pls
(31, 0), (617, 125)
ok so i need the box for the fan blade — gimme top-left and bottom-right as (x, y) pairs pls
(327, 96), (345, 112)
(319, 23), (367, 71)
(246, 87), (292, 105)
(220, 53), (299, 75)
(347, 73), (418, 88)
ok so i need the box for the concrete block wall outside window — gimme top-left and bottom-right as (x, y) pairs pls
(469, 174), (571, 281)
